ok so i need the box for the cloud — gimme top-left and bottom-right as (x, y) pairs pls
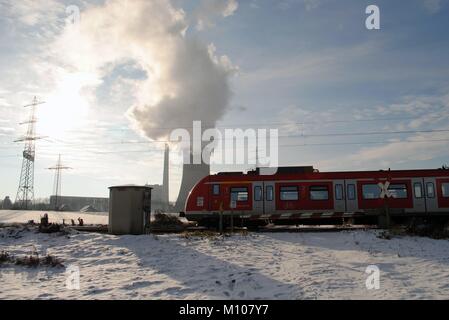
(316, 91), (449, 170)
(194, 0), (239, 30)
(278, 0), (321, 11)
(423, 0), (443, 14)
(1, 0), (64, 27)
(0, 127), (14, 132)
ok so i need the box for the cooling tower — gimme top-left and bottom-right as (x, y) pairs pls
(174, 145), (210, 212)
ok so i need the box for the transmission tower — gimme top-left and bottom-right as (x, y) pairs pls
(48, 154), (72, 211)
(14, 96), (45, 209)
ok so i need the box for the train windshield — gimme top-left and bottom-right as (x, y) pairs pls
(230, 187), (248, 201)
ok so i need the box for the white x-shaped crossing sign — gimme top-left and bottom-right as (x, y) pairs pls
(378, 181), (393, 199)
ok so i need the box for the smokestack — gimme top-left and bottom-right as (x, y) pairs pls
(163, 143), (169, 210)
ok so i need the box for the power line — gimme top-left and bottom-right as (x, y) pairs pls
(1, 137), (449, 158)
(20, 128), (449, 147)
(42, 114), (447, 133)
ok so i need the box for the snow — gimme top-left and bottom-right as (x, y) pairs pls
(0, 210), (108, 225)
(1, 224), (449, 299)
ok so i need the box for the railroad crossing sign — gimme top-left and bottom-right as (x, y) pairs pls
(378, 181), (393, 199)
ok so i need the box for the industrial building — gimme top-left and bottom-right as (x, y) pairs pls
(1, 196), (13, 209)
(49, 195), (109, 212)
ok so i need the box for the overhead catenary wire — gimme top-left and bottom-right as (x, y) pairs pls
(2, 127), (449, 150)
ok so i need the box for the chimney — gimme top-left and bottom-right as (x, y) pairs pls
(163, 143), (170, 210)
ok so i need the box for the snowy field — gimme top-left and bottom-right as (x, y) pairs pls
(1, 224), (449, 300)
(0, 210), (108, 225)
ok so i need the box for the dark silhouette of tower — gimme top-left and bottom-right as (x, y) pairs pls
(15, 96), (45, 209)
(48, 154), (72, 211)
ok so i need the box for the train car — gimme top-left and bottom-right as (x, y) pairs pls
(184, 166), (449, 227)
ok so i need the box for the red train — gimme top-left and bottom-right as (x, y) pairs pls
(183, 166), (449, 227)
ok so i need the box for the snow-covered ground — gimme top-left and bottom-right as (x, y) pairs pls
(0, 210), (108, 225)
(1, 225), (449, 299)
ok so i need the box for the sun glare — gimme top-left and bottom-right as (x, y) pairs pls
(36, 74), (91, 139)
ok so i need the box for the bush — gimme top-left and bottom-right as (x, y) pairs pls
(0, 251), (13, 264)
(153, 213), (184, 226)
(15, 254), (40, 267)
(41, 254), (64, 267)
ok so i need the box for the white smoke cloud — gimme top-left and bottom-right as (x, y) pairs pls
(52, 0), (237, 140)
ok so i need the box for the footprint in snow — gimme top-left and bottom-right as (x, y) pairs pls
(229, 279), (236, 291)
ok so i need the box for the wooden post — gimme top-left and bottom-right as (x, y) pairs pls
(230, 208), (234, 233)
(219, 211), (223, 234)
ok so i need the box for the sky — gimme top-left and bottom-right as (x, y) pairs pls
(0, 0), (448, 202)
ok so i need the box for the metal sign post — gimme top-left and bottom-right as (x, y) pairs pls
(230, 200), (237, 233)
(378, 181), (393, 229)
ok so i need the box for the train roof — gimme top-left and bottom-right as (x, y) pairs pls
(209, 166), (449, 181)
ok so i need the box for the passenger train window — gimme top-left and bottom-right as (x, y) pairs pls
(309, 186), (329, 200)
(414, 183), (423, 199)
(347, 184), (356, 200)
(266, 186), (274, 201)
(212, 184), (220, 195)
(335, 184), (344, 200)
(230, 187), (248, 202)
(254, 186), (263, 201)
(426, 182), (435, 198)
(280, 186), (299, 201)
(442, 183), (449, 198)
(388, 184), (408, 199)
(362, 184), (380, 199)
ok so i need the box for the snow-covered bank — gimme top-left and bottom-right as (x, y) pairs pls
(1, 226), (449, 299)
(0, 210), (108, 225)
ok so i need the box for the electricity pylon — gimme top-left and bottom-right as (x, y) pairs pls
(48, 154), (72, 211)
(14, 96), (45, 209)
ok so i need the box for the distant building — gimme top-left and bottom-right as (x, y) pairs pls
(2, 196), (12, 209)
(145, 184), (168, 212)
(49, 195), (109, 212)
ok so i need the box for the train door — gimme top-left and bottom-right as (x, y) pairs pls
(333, 180), (346, 212)
(345, 179), (358, 212)
(410, 178), (426, 213)
(252, 182), (264, 215)
(264, 181), (275, 214)
(424, 177), (438, 213)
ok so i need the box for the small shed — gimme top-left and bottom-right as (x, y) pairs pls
(108, 185), (152, 235)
